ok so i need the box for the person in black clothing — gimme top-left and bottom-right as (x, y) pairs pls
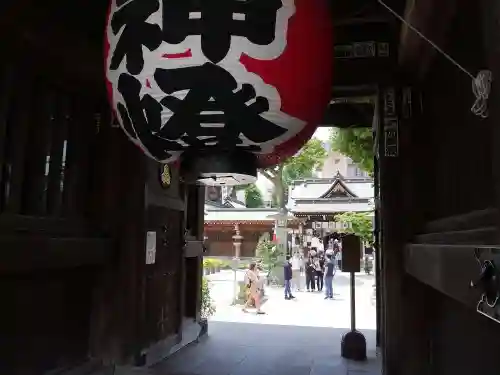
(324, 253), (335, 299)
(315, 253), (325, 291)
(283, 256), (295, 300)
(305, 255), (316, 292)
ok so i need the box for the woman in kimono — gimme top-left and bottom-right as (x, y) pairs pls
(242, 263), (265, 314)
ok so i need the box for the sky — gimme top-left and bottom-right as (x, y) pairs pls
(313, 127), (331, 142)
(255, 128), (331, 200)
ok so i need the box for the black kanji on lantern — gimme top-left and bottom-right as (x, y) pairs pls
(110, 0), (163, 75)
(153, 63), (287, 150)
(110, 0), (283, 74)
(117, 73), (183, 160)
(161, 0), (283, 63)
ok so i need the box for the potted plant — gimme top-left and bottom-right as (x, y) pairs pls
(203, 259), (210, 275)
(199, 277), (216, 336)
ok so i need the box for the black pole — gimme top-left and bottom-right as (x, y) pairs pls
(350, 271), (356, 331)
(341, 270), (367, 361)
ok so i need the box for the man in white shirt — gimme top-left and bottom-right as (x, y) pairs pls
(291, 252), (302, 291)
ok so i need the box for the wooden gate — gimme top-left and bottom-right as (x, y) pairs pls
(0, 51), (113, 373)
(143, 207), (184, 347)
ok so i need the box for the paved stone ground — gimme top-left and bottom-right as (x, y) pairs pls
(151, 270), (380, 375)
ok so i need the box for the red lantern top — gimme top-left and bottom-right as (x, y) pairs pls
(105, 0), (333, 184)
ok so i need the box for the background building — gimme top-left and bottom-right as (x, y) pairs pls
(319, 141), (370, 179)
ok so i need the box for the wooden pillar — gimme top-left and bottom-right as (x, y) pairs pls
(377, 85), (406, 375)
(378, 85), (433, 375)
(373, 155), (382, 349)
(184, 184), (205, 321)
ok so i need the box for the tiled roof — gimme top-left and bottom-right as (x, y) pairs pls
(223, 197), (247, 208)
(346, 182), (374, 198)
(204, 208), (296, 222)
(287, 174), (374, 213)
(289, 176), (373, 200)
(291, 200), (373, 214)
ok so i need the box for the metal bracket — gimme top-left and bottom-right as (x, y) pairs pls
(471, 249), (500, 323)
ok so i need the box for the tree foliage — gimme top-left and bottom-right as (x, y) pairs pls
(244, 183), (264, 208)
(200, 277), (216, 319)
(259, 138), (328, 208)
(330, 128), (374, 175)
(334, 212), (374, 244)
(256, 238), (284, 279)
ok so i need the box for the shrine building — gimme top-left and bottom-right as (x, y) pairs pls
(288, 172), (374, 244)
(204, 201), (299, 258)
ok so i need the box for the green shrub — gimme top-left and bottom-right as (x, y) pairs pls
(211, 259), (223, 268)
(256, 239), (283, 278)
(201, 277), (216, 319)
(203, 258), (214, 268)
(203, 258), (227, 269)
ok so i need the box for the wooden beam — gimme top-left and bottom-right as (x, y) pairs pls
(0, 63), (14, 208)
(0, 236), (113, 274)
(0, 0), (105, 96)
(331, 84), (378, 99)
(3, 75), (31, 214)
(398, 0), (458, 79)
(322, 102), (374, 128)
(0, 214), (93, 236)
(422, 208), (498, 233)
(405, 244), (482, 308)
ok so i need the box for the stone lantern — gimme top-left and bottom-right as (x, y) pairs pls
(232, 224), (243, 260)
(231, 224), (244, 303)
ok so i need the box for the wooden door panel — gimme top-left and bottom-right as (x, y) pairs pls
(143, 206), (184, 345)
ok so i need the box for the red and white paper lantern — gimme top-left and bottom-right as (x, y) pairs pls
(105, 0), (333, 183)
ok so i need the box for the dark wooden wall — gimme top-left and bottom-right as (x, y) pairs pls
(381, 0), (500, 373)
(0, 1), (201, 374)
(0, 47), (114, 373)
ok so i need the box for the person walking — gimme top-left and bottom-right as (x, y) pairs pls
(315, 253), (325, 291)
(305, 254), (316, 292)
(299, 253), (306, 290)
(332, 239), (342, 269)
(242, 263), (265, 314)
(336, 249), (342, 270)
(291, 252), (302, 291)
(283, 256), (295, 300)
(324, 253), (335, 299)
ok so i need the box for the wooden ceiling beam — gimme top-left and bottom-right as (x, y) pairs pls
(1, 0), (105, 96)
(397, 0), (458, 80)
(321, 102), (374, 128)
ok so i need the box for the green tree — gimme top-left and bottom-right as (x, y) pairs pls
(334, 212), (374, 244)
(255, 238), (284, 280)
(244, 183), (264, 208)
(330, 128), (374, 175)
(260, 138), (327, 208)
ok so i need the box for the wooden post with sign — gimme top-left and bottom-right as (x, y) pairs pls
(341, 234), (367, 361)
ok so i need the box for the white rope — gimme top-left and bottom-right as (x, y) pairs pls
(377, 0), (492, 118)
